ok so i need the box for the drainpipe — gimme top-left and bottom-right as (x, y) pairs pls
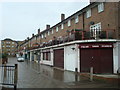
(118, 1), (120, 39)
(82, 12), (85, 40)
(75, 44), (78, 73)
(82, 12), (85, 31)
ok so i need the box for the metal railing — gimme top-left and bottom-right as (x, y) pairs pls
(0, 64), (18, 90)
(18, 29), (116, 50)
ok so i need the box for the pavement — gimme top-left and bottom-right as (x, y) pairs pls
(0, 57), (120, 89)
(80, 73), (120, 85)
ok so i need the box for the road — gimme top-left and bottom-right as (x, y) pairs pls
(2, 57), (119, 89)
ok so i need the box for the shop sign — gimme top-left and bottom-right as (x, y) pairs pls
(79, 43), (113, 48)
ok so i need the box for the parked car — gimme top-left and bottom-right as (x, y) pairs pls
(17, 57), (24, 62)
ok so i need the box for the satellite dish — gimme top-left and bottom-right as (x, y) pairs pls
(90, 21), (95, 25)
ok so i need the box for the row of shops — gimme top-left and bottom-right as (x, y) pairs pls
(21, 40), (120, 74)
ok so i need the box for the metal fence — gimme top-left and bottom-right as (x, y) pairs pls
(0, 64), (18, 90)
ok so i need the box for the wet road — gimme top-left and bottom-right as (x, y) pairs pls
(5, 57), (118, 88)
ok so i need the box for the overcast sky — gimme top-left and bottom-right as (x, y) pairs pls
(0, 0), (89, 41)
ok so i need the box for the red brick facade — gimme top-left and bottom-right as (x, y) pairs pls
(19, 2), (120, 50)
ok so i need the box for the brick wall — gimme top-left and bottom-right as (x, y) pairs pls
(20, 2), (120, 49)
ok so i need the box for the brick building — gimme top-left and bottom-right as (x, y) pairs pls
(1, 38), (22, 57)
(18, 1), (120, 74)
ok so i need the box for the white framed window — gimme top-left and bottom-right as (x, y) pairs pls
(68, 20), (71, 27)
(98, 3), (104, 13)
(48, 31), (50, 36)
(56, 27), (58, 32)
(61, 24), (64, 30)
(52, 29), (54, 34)
(44, 33), (46, 38)
(75, 16), (79, 23)
(90, 22), (101, 38)
(12, 46), (14, 47)
(86, 9), (91, 18)
(41, 34), (43, 38)
(12, 42), (14, 44)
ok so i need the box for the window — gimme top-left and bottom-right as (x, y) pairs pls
(41, 34), (43, 38)
(56, 27), (58, 32)
(12, 53), (14, 55)
(90, 23), (101, 38)
(6, 42), (8, 44)
(12, 42), (14, 44)
(8, 53), (10, 55)
(86, 9), (91, 18)
(6, 45), (9, 47)
(43, 52), (50, 61)
(7, 49), (10, 51)
(75, 16), (79, 23)
(68, 20), (71, 27)
(48, 31), (50, 36)
(52, 29), (54, 34)
(44, 33), (46, 38)
(61, 24), (64, 29)
(12, 46), (14, 47)
(98, 3), (104, 13)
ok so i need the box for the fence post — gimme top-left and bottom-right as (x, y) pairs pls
(14, 64), (18, 90)
(90, 67), (93, 81)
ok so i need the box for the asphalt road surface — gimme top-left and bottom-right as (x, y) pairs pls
(1, 57), (119, 89)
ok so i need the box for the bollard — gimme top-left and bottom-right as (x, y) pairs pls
(90, 67), (93, 81)
(75, 68), (78, 82)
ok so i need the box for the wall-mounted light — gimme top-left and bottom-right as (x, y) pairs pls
(89, 21), (94, 25)
(71, 47), (75, 50)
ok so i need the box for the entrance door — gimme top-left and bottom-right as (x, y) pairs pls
(54, 49), (64, 68)
(90, 23), (101, 39)
(80, 48), (113, 73)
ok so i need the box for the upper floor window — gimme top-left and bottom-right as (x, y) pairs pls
(61, 24), (64, 30)
(12, 42), (14, 44)
(7, 49), (10, 51)
(56, 27), (58, 32)
(86, 9), (91, 18)
(52, 29), (54, 34)
(98, 3), (104, 13)
(48, 31), (50, 36)
(90, 22), (101, 38)
(41, 34), (43, 38)
(12, 53), (14, 55)
(68, 20), (71, 27)
(75, 16), (79, 23)
(6, 42), (10, 44)
(8, 53), (10, 55)
(6, 45), (10, 47)
(44, 33), (46, 38)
